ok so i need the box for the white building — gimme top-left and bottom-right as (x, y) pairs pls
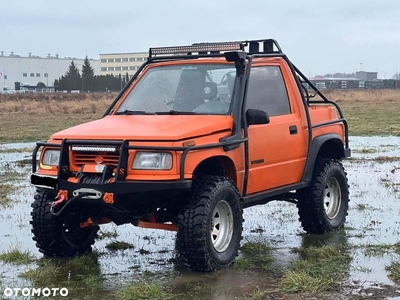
(99, 52), (147, 78)
(0, 51), (99, 91)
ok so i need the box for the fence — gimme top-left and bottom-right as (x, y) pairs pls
(309, 79), (400, 89)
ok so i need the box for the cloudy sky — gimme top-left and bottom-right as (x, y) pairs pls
(3, 0), (400, 78)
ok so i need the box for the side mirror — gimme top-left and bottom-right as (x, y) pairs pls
(246, 109), (270, 126)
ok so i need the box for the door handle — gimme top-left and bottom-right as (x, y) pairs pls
(289, 125), (298, 135)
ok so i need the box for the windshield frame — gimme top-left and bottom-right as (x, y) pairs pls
(111, 60), (237, 116)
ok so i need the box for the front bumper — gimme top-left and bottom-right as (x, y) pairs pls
(31, 173), (192, 206)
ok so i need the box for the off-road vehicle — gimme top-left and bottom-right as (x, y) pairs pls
(30, 39), (350, 271)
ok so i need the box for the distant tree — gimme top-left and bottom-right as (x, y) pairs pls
(82, 56), (94, 92)
(392, 73), (400, 80)
(125, 72), (129, 84)
(91, 74), (120, 92)
(37, 82), (46, 88)
(318, 72), (356, 78)
(64, 61), (81, 91)
(53, 79), (59, 90)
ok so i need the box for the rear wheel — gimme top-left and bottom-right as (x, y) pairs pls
(30, 190), (99, 256)
(176, 176), (243, 271)
(297, 159), (349, 234)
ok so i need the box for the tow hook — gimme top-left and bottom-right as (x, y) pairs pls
(51, 190), (68, 208)
(50, 190), (90, 216)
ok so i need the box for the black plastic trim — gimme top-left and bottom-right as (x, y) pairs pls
(301, 133), (349, 182)
(243, 182), (309, 208)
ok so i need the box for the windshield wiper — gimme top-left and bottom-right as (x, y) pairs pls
(115, 110), (154, 115)
(155, 110), (196, 115)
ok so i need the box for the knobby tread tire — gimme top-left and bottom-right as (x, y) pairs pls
(297, 158), (349, 234)
(176, 176), (243, 272)
(30, 190), (99, 257)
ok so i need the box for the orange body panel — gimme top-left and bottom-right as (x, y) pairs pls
(309, 106), (345, 140)
(35, 56), (345, 198)
(246, 58), (309, 194)
(51, 115), (233, 141)
(135, 220), (178, 231)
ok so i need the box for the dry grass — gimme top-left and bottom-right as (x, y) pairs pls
(0, 89), (399, 143)
(0, 93), (116, 143)
(319, 89), (400, 136)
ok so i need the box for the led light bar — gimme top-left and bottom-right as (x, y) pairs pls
(150, 42), (243, 56)
(71, 146), (118, 152)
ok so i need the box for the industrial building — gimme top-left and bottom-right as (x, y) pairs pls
(0, 51), (99, 92)
(99, 52), (147, 78)
(355, 71), (378, 81)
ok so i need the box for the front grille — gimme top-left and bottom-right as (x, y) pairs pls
(72, 151), (120, 168)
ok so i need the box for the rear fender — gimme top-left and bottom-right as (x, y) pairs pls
(302, 133), (345, 182)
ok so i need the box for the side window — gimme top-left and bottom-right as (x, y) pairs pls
(246, 66), (290, 116)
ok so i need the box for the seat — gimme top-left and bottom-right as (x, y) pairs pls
(203, 82), (218, 100)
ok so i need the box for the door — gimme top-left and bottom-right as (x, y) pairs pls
(245, 66), (308, 194)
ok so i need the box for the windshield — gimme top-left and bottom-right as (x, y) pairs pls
(115, 64), (236, 115)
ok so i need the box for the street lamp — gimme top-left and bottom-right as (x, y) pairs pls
(41, 67), (48, 86)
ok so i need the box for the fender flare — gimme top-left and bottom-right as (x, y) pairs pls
(302, 133), (346, 183)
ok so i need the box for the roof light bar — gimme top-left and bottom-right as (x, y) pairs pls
(150, 42), (243, 56)
(71, 146), (118, 152)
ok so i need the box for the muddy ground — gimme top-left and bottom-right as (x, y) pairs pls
(0, 136), (399, 299)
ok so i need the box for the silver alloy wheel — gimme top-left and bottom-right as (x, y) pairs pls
(211, 200), (234, 252)
(324, 177), (341, 219)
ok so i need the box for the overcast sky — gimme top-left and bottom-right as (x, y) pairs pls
(3, 0), (400, 78)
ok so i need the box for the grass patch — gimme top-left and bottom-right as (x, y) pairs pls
(20, 254), (102, 289)
(0, 183), (16, 206)
(352, 148), (378, 154)
(375, 156), (400, 163)
(394, 242), (400, 254)
(318, 89), (400, 136)
(363, 243), (392, 257)
(280, 270), (336, 293)
(279, 245), (350, 293)
(235, 242), (274, 270)
(105, 241), (134, 251)
(240, 242), (272, 254)
(239, 287), (277, 300)
(386, 262), (400, 282)
(16, 158), (32, 167)
(0, 248), (36, 265)
(0, 147), (34, 153)
(0, 93), (115, 143)
(20, 260), (63, 286)
(97, 229), (119, 240)
(116, 281), (175, 300)
(354, 203), (369, 211)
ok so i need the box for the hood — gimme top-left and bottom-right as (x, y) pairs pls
(51, 115), (233, 141)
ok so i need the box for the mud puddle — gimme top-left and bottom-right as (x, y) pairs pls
(0, 136), (399, 299)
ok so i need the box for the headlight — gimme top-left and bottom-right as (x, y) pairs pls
(42, 150), (60, 166)
(133, 152), (172, 170)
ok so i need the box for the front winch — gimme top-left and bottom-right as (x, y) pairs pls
(72, 188), (102, 200)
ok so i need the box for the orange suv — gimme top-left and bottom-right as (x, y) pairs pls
(30, 39), (350, 271)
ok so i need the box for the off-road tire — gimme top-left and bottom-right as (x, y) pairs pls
(297, 158), (349, 234)
(176, 176), (243, 272)
(30, 190), (99, 256)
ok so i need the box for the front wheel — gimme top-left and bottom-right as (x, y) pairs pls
(30, 190), (99, 257)
(297, 159), (349, 234)
(176, 176), (243, 272)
